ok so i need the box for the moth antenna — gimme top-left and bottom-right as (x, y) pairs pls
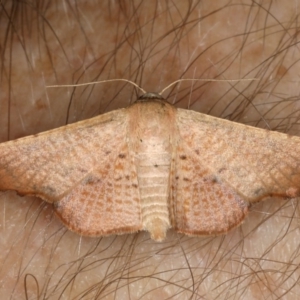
(46, 79), (147, 95)
(159, 78), (258, 95)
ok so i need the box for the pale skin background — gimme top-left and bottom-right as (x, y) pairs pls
(1, 1), (300, 299)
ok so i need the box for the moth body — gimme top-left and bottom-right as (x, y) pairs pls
(128, 100), (176, 241)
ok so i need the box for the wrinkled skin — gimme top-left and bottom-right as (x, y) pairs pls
(1, 1), (300, 299)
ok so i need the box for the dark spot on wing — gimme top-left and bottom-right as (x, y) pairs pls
(195, 149), (199, 155)
(211, 177), (218, 183)
(218, 167), (227, 174)
(84, 176), (101, 185)
(179, 155), (187, 160)
(41, 185), (56, 196)
(119, 153), (126, 158)
(78, 167), (88, 173)
(203, 176), (218, 183)
(132, 183), (138, 188)
(254, 188), (264, 196)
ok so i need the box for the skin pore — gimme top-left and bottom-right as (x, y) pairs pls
(1, 1), (300, 299)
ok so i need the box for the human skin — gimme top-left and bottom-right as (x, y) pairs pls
(1, 1), (300, 299)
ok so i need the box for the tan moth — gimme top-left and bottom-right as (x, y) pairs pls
(0, 84), (300, 241)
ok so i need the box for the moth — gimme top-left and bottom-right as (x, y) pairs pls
(0, 92), (300, 241)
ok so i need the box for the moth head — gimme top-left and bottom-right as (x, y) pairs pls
(137, 92), (165, 101)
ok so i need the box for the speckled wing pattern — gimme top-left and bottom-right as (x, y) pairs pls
(54, 141), (141, 236)
(0, 109), (142, 236)
(171, 109), (300, 236)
